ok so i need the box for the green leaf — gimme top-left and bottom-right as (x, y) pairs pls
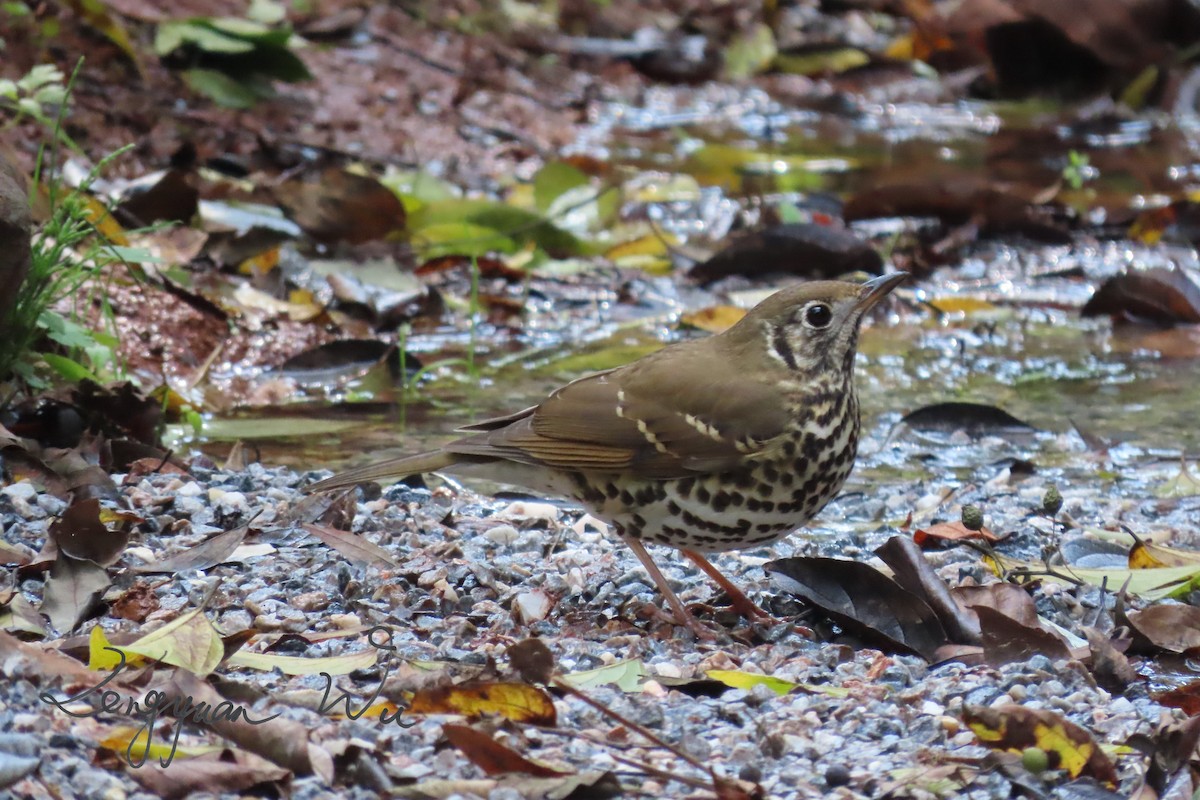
(410, 222), (517, 259)
(410, 200), (583, 256)
(723, 23), (777, 80)
(182, 68), (261, 109)
(156, 21), (255, 55)
(1156, 461), (1200, 498)
(40, 352), (101, 383)
(560, 659), (646, 692)
(533, 161), (588, 213)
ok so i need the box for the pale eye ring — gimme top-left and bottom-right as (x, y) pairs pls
(804, 303), (833, 329)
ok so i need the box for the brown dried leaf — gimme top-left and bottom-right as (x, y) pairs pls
(442, 723), (567, 777)
(301, 523), (398, 568)
(165, 670), (335, 780)
(914, 521), (1001, 546)
(766, 556), (948, 660)
(1082, 267), (1200, 324)
(41, 555), (110, 633)
(51, 498), (129, 566)
(132, 526), (248, 574)
(275, 169), (406, 245)
(975, 606), (1072, 665)
(1126, 604), (1200, 654)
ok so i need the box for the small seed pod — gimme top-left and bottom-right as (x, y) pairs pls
(961, 504), (984, 532)
(1042, 486), (1063, 516)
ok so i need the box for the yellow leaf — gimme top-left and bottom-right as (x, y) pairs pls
(227, 648), (377, 676)
(99, 725), (222, 764)
(926, 296), (999, 315)
(706, 669), (851, 698)
(89, 625), (146, 670)
(986, 553), (1200, 601)
(407, 682), (557, 725)
(680, 306), (746, 333)
(120, 609), (224, 676)
(237, 247), (280, 277)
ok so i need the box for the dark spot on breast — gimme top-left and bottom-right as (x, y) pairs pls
(677, 477), (695, 497)
(746, 498), (762, 512)
(782, 439), (796, 457)
(619, 489), (634, 506)
(696, 486), (711, 503)
(667, 500), (681, 515)
(762, 464), (779, 483)
(712, 491), (731, 512)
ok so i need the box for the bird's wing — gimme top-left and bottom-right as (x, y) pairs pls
(447, 343), (790, 478)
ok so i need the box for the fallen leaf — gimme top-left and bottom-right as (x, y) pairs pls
(51, 498), (129, 566)
(118, 608), (225, 676)
(558, 660), (646, 693)
(1081, 267), (1200, 324)
(679, 306), (746, 334)
(687, 223), (881, 286)
(226, 648), (378, 676)
(132, 526), (248, 573)
(41, 555), (110, 633)
(914, 521), (1001, 546)
(301, 523), (398, 568)
(705, 669), (850, 698)
(963, 704), (1118, 785)
(766, 556), (948, 660)
(442, 723), (567, 777)
(408, 682), (557, 725)
(1126, 604), (1200, 654)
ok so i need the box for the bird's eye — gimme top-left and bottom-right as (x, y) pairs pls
(804, 303), (833, 329)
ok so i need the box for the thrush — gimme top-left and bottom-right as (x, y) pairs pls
(311, 272), (907, 636)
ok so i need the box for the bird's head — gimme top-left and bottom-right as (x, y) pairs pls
(724, 272), (907, 380)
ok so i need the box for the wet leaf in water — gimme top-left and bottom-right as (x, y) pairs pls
(443, 724), (568, 778)
(279, 340), (416, 386)
(276, 169), (407, 245)
(898, 402), (1035, 438)
(773, 44), (871, 76)
(1081, 267), (1200, 324)
(1155, 459), (1200, 498)
(688, 223), (882, 286)
(1082, 628), (1140, 694)
(963, 704), (1118, 785)
(533, 161), (588, 213)
(679, 305), (745, 333)
(766, 556), (948, 660)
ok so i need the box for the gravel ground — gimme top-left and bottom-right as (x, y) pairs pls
(2, 416), (1193, 799)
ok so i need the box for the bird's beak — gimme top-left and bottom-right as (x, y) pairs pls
(855, 272), (908, 312)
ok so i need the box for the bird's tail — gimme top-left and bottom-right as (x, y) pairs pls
(306, 450), (460, 492)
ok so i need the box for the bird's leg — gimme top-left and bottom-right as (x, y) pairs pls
(680, 548), (772, 622)
(622, 537), (716, 640)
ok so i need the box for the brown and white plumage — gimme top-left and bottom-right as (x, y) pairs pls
(310, 273), (907, 634)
